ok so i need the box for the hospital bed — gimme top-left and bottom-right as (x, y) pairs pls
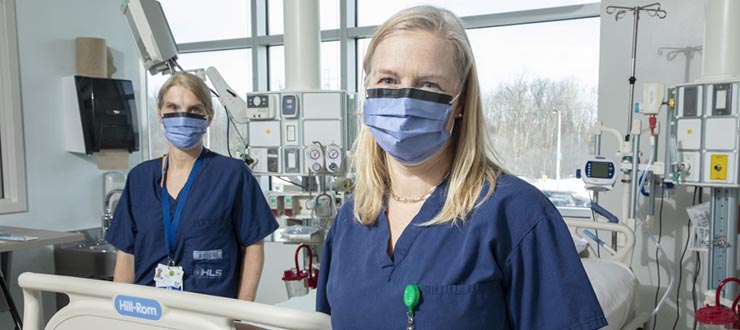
(19, 221), (646, 330)
(565, 219), (651, 330)
(18, 272), (331, 330)
(275, 219), (653, 330)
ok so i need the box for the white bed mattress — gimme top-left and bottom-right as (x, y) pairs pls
(582, 258), (638, 330)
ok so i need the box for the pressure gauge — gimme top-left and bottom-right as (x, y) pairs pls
(306, 144), (325, 173)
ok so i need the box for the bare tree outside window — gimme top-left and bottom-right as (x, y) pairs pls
(470, 18), (600, 208)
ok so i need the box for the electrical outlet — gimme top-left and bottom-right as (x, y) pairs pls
(681, 152), (701, 182)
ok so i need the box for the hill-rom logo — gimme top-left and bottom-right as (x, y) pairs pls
(114, 295), (162, 321)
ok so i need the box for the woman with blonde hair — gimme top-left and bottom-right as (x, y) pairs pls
(316, 6), (606, 329)
(106, 72), (277, 300)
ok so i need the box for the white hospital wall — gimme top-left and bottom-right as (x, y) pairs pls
(0, 0), (145, 323)
(598, 0), (706, 329)
(0, 0), (298, 321)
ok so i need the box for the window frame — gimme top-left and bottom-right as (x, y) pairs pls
(173, 2), (600, 94)
(0, 0), (28, 214)
(147, 1), (601, 217)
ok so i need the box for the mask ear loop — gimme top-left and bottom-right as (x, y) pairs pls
(449, 93), (463, 135)
(449, 93), (461, 105)
(450, 93), (463, 119)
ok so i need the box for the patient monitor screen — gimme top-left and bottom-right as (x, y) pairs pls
(590, 161), (610, 178)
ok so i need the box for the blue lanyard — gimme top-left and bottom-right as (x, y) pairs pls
(161, 148), (206, 265)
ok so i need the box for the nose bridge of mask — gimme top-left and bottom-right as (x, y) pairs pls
(402, 97), (452, 120)
(162, 116), (208, 130)
(363, 97), (452, 121)
(366, 87), (452, 101)
(162, 111), (208, 122)
(363, 111), (447, 135)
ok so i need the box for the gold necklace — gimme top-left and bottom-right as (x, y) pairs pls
(390, 187), (437, 204)
(389, 172), (449, 204)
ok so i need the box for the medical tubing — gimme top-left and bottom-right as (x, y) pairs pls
(652, 185), (665, 330)
(714, 277), (740, 309)
(639, 135), (657, 198)
(692, 251), (700, 330)
(672, 217), (692, 330)
(637, 141), (676, 318)
(295, 244), (314, 281)
(731, 282), (740, 313)
(638, 136), (656, 197)
(639, 213), (676, 318)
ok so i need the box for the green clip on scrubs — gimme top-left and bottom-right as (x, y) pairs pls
(316, 174), (607, 329)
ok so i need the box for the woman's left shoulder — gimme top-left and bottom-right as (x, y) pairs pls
(484, 174), (553, 206)
(473, 174), (561, 228)
(205, 151), (252, 174)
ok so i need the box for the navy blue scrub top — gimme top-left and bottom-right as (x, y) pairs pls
(106, 150), (278, 298)
(316, 174), (607, 329)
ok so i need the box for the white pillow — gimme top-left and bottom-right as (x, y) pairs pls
(573, 236), (589, 254)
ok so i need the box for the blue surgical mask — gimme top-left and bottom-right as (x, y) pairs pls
(363, 88), (456, 165)
(161, 112), (208, 150)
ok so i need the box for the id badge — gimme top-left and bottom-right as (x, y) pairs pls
(154, 263), (184, 291)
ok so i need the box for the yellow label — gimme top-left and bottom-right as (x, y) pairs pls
(687, 129), (693, 135)
(710, 154), (728, 181)
(266, 129), (271, 134)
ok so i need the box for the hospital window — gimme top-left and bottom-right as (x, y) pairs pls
(468, 17), (600, 208)
(158, 0), (251, 43)
(145, 0), (600, 210)
(268, 0), (340, 35)
(268, 42), (342, 91)
(357, 0), (599, 26)
(356, 38), (370, 93)
(0, 0), (26, 214)
(356, 18), (600, 209)
(147, 49), (252, 158)
(0, 144), (4, 199)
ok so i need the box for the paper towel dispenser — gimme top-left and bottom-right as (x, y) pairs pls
(64, 76), (140, 154)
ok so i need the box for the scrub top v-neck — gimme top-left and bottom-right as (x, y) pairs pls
(106, 150), (278, 298)
(161, 148), (206, 266)
(316, 173), (607, 330)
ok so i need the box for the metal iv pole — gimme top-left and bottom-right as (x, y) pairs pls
(604, 3), (666, 250)
(605, 3), (667, 134)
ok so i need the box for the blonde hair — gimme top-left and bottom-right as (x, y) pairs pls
(353, 5), (503, 226)
(157, 72), (214, 119)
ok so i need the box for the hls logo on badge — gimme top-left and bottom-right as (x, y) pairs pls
(115, 295), (162, 321)
(193, 266), (223, 279)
